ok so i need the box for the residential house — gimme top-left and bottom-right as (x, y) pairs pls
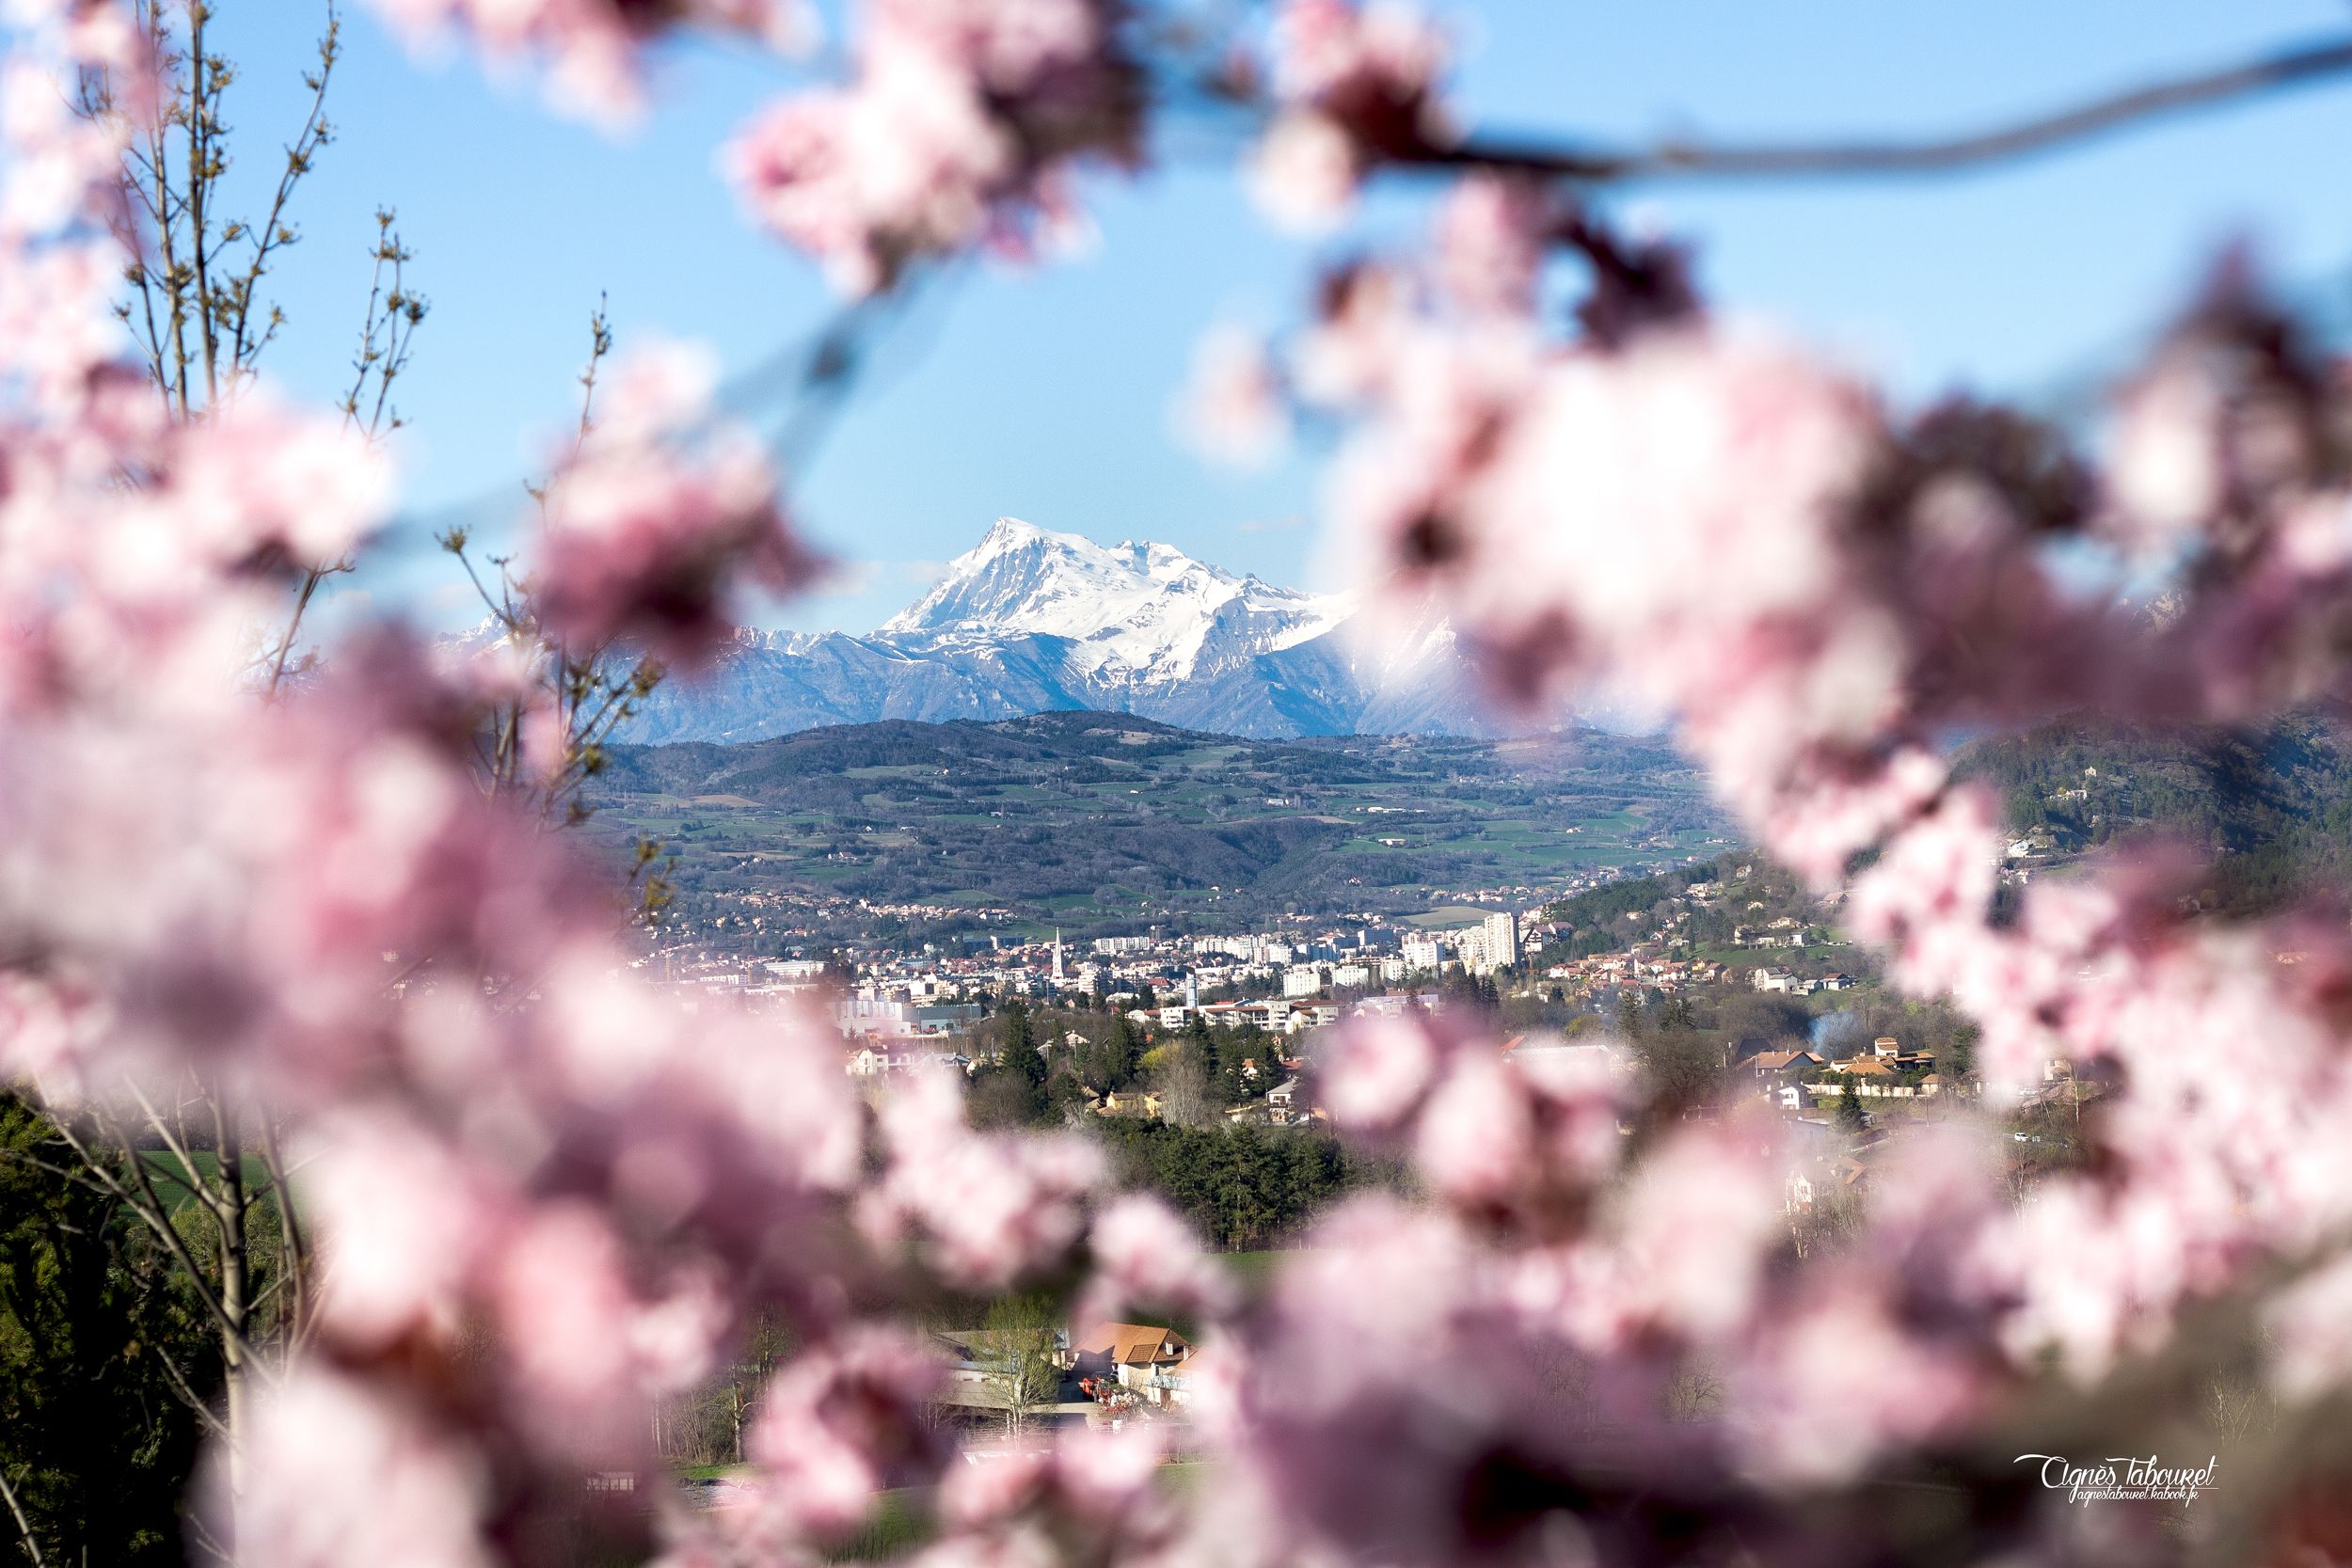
(1265, 1076), (1305, 1121)
(1152, 1345), (1219, 1407)
(1746, 1049), (1824, 1083)
(1068, 1322), (1192, 1405)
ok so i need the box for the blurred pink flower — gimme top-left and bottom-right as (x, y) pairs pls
(726, 0), (1140, 292)
(212, 1368), (492, 1568)
(1431, 173), (1552, 319)
(532, 341), (818, 666)
(1318, 1010), (1441, 1131)
(859, 1068), (1104, 1286)
(368, 0), (816, 120)
(747, 1329), (945, 1542)
(1081, 1192), (1237, 1325)
(1174, 324), (1289, 469)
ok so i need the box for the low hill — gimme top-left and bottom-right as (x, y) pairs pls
(587, 711), (1730, 943)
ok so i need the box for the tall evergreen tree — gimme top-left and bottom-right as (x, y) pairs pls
(1002, 997), (1041, 1087)
(1104, 1012), (1140, 1090)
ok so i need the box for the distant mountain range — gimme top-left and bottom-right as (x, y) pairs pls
(622, 517), (1500, 743)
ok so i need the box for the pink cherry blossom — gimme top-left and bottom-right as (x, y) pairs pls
(1080, 1192), (1237, 1325)
(368, 0), (817, 121)
(532, 341), (818, 667)
(726, 0), (1142, 293)
(858, 1067), (1104, 1287)
(1246, 110), (1361, 232)
(743, 1328), (946, 1543)
(1431, 173), (1553, 319)
(1174, 324), (1290, 469)
(210, 1367), (493, 1568)
(1316, 1010), (1441, 1130)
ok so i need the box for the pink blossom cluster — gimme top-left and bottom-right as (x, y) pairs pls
(1250, 0), (1452, 230)
(531, 340), (818, 669)
(25, 3), (2352, 1564)
(725, 0), (1145, 293)
(1217, 180), (2352, 1553)
(0, 29), (1144, 1562)
(367, 0), (817, 120)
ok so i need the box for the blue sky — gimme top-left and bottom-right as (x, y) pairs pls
(190, 0), (2352, 634)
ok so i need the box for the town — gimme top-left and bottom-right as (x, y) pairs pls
(639, 846), (2072, 1206)
(645, 845), (2103, 1507)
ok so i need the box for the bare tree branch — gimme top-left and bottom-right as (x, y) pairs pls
(257, 1114), (310, 1350)
(44, 1100), (276, 1387)
(1420, 34), (2352, 183)
(0, 1464), (41, 1568)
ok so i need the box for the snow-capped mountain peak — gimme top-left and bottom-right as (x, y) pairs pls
(621, 518), (1496, 744)
(880, 515), (1346, 683)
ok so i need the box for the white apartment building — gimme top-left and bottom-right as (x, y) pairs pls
(836, 993), (915, 1038)
(1484, 911), (1520, 970)
(1401, 935), (1446, 972)
(1281, 965), (1325, 999)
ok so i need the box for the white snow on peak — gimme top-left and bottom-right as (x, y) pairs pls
(878, 516), (1349, 684)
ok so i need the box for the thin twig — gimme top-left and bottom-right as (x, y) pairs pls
(151, 1340), (236, 1443)
(227, 2), (340, 381)
(181, 1507), (232, 1567)
(1422, 35), (2352, 183)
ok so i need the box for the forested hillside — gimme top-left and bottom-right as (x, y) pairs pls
(1958, 711), (2352, 910)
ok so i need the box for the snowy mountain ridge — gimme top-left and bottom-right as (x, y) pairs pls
(881, 517), (1354, 681)
(623, 517), (1498, 744)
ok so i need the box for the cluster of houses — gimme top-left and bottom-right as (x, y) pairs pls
(932, 1319), (1213, 1429)
(1748, 966), (1860, 997)
(1540, 952), (1725, 999)
(1737, 1035), (1949, 1109)
(841, 990), (1454, 1081)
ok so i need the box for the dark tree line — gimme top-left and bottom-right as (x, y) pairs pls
(1090, 1120), (1398, 1250)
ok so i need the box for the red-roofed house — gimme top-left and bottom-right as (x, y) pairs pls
(1068, 1322), (1194, 1405)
